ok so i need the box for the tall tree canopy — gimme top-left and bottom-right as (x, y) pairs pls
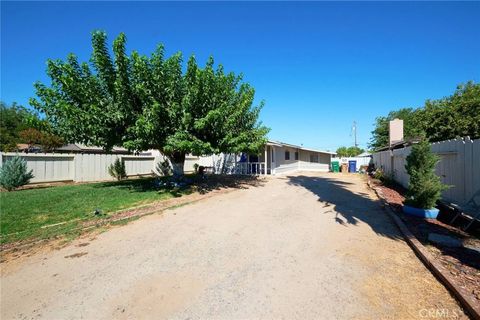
(369, 82), (480, 150)
(335, 146), (364, 157)
(30, 31), (269, 174)
(0, 102), (61, 152)
(0, 102), (31, 151)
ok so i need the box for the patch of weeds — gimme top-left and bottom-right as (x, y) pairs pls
(110, 216), (141, 226)
(165, 200), (195, 211)
(373, 169), (396, 187)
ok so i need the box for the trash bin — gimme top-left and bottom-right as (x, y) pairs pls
(331, 161), (339, 173)
(348, 160), (357, 173)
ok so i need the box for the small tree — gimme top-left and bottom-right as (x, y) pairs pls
(156, 159), (172, 176)
(0, 156), (34, 191)
(404, 139), (448, 209)
(19, 128), (64, 152)
(19, 128), (43, 149)
(39, 132), (64, 152)
(336, 146), (364, 157)
(108, 158), (127, 181)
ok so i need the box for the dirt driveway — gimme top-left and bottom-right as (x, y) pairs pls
(1, 172), (466, 319)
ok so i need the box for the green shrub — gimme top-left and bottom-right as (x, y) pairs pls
(373, 168), (395, 185)
(404, 139), (448, 209)
(0, 155), (34, 191)
(193, 163), (199, 174)
(108, 158), (127, 181)
(156, 159), (172, 176)
(373, 168), (385, 180)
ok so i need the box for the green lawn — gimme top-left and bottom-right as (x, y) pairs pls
(0, 178), (189, 244)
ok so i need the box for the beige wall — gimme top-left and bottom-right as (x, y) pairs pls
(0, 153), (156, 183)
(269, 147), (331, 174)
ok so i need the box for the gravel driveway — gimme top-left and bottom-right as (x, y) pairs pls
(1, 172), (466, 319)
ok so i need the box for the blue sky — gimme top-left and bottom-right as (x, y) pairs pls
(1, 2), (479, 151)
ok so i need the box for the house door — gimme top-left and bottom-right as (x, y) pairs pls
(248, 155), (259, 174)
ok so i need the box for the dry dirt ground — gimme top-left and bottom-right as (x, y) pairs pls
(1, 172), (467, 319)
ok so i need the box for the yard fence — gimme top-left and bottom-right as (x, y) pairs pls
(331, 156), (371, 170)
(0, 152), (158, 183)
(372, 137), (480, 207)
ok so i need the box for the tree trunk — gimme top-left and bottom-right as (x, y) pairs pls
(168, 152), (185, 178)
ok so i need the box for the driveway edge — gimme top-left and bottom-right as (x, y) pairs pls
(367, 180), (480, 320)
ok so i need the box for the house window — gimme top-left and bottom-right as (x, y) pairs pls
(295, 151), (299, 160)
(271, 149), (275, 162)
(310, 153), (319, 163)
(285, 151), (290, 160)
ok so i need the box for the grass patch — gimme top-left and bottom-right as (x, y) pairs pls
(0, 177), (190, 244)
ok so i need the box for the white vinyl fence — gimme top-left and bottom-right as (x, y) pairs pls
(331, 157), (371, 170)
(372, 137), (480, 207)
(0, 152), (157, 183)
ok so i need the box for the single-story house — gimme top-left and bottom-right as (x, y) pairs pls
(239, 140), (336, 175)
(180, 140), (336, 175)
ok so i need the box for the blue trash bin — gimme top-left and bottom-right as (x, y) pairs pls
(348, 160), (357, 173)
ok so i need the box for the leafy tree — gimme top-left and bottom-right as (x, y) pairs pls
(336, 146), (364, 157)
(19, 128), (44, 149)
(347, 146), (364, 157)
(404, 139), (448, 209)
(369, 108), (423, 150)
(0, 156), (34, 191)
(0, 102), (31, 151)
(19, 128), (63, 152)
(369, 82), (480, 149)
(39, 132), (64, 152)
(335, 146), (348, 157)
(0, 102), (63, 152)
(31, 31), (269, 176)
(420, 82), (480, 142)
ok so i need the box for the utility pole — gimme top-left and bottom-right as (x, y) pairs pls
(351, 121), (358, 147)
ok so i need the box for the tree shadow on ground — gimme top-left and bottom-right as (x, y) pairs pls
(286, 174), (404, 242)
(94, 177), (159, 192)
(194, 174), (265, 194)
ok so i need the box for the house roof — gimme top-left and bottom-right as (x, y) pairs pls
(357, 152), (372, 157)
(374, 138), (421, 152)
(55, 143), (130, 154)
(267, 140), (336, 155)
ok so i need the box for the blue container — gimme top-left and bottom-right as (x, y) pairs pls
(348, 160), (357, 173)
(403, 205), (439, 219)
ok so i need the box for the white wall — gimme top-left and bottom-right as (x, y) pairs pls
(297, 150), (330, 172)
(372, 137), (480, 206)
(331, 156), (371, 171)
(273, 146), (299, 174)
(271, 147), (331, 174)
